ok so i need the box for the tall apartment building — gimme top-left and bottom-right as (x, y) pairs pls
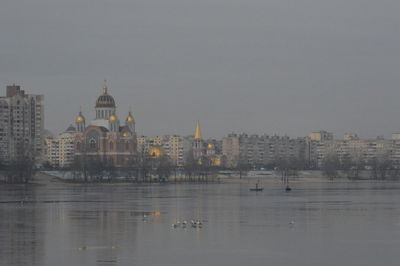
(137, 136), (164, 154)
(0, 85), (44, 163)
(305, 131), (334, 168)
(222, 134), (240, 167)
(308, 131), (333, 142)
(45, 125), (76, 168)
(222, 133), (306, 168)
(167, 135), (191, 166)
(307, 132), (394, 168)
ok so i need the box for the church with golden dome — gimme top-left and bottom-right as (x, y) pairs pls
(192, 121), (223, 167)
(73, 84), (137, 166)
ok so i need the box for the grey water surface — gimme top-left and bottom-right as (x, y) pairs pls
(1, 181), (400, 266)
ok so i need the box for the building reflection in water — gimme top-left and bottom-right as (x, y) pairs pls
(0, 185), (45, 266)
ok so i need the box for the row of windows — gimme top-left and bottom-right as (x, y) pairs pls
(76, 141), (132, 151)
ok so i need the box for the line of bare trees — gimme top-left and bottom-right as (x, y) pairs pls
(67, 146), (175, 183)
(182, 150), (220, 183)
(43, 144), (400, 183)
(321, 153), (400, 180)
(70, 156), (119, 182)
(273, 156), (304, 183)
(66, 149), (221, 183)
(0, 157), (36, 184)
(0, 141), (37, 184)
(229, 152), (400, 181)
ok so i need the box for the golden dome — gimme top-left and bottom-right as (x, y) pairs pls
(126, 111), (135, 123)
(75, 111), (85, 123)
(207, 143), (215, 149)
(149, 145), (164, 158)
(109, 113), (118, 122)
(211, 156), (222, 166)
(122, 132), (130, 137)
(96, 83), (116, 108)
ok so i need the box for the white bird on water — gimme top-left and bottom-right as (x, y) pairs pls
(172, 220), (181, 228)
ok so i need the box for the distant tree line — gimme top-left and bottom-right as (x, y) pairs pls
(0, 158), (36, 184)
(321, 153), (400, 180)
(228, 151), (400, 181)
(55, 146), (223, 183)
(0, 141), (38, 184)
(39, 145), (400, 183)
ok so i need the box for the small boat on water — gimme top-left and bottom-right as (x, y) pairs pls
(250, 182), (264, 192)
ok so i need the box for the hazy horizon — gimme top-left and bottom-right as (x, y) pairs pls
(2, 0), (400, 139)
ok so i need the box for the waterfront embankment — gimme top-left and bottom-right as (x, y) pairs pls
(32, 170), (400, 186)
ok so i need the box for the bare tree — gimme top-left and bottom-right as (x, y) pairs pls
(379, 157), (392, 180)
(0, 157), (5, 172)
(340, 154), (353, 179)
(351, 156), (365, 180)
(70, 156), (86, 181)
(184, 149), (196, 181)
(321, 154), (340, 180)
(103, 161), (117, 182)
(154, 155), (173, 182)
(369, 157), (379, 179)
(235, 155), (251, 179)
(274, 156), (290, 182)
(274, 156), (303, 184)
(4, 157), (36, 184)
(389, 165), (400, 180)
(136, 146), (151, 182)
(198, 155), (213, 182)
(86, 156), (104, 182)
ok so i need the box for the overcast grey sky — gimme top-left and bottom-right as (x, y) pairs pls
(1, 0), (400, 138)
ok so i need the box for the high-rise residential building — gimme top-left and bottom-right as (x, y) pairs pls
(391, 133), (400, 140)
(222, 133), (306, 168)
(306, 132), (394, 168)
(343, 133), (359, 141)
(45, 125), (76, 168)
(308, 131), (333, 142)
(0, 85), (44, 163)
(305, 131), (334, 168)
(167, 135), (191, 166)
(222, 133), (240, 167)
(137, 136), (163, 154)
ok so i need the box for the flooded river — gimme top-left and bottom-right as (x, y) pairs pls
(1, 180), (400, 265)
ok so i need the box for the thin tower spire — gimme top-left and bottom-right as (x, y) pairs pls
(194, 121), (202, 140)
(103, 79), (108, 94)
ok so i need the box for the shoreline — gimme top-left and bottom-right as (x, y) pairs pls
(29, 171), (400, 185)
(3, 170), (399, 186)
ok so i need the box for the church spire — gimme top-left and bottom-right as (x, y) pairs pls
(194, 121), (202, 140)
(103, 79), (108, 95)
